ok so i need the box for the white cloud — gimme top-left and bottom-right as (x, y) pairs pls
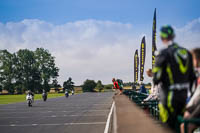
(175, 18), (200, 49)
(0, 18), (199, 85)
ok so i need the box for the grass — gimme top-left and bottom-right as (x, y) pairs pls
(0, 93), (65, 105)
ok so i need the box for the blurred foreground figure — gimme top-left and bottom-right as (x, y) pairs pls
(181, 48), (200, 133)
(153, 25), (196, 130)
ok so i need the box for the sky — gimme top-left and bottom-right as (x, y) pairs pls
(0, 0), (200, 85)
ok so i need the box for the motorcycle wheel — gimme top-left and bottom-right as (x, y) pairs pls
(44, 98), (47, 101)
(28, 101), (31, 107)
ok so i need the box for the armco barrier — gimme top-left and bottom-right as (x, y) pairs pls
(124, 90), (200, 132)
(178, 116), (200, 133)
(124, 90), (159, 120)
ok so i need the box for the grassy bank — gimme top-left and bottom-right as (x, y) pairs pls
(0, 93), (65, 104)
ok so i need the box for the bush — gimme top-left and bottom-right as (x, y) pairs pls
(96, 80), (104, 92)
(82, 79), (97, 92)
(104, 84), (113, 90)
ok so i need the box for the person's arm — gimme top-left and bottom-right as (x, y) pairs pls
(153, 50), (167, 85)
(189, 104), (200, 118)
(187, 85), (200, 110)
(144, 94), (153, 101)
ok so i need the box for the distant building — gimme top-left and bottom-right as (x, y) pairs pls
(0, 90), (8, 94)
(50, 87), (63, 93)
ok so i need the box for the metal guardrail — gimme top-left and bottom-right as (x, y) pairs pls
(124, 90), (159, 120)
(124, 90), (200, 133)
(178, 116), (200, 133)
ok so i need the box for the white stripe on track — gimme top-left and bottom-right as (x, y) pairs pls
(0, 109), (109, 114)
(0, 105), (111, 110)
(104, 101), (115, 133)
(0, 122), (106, 127)
(113, 103), (118, 133)
(0, 114), (107, 119)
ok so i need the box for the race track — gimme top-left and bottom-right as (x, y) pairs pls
(0, 92), (114, 133)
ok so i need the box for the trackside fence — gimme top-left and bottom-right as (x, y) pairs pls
(123, 90), (200, 133)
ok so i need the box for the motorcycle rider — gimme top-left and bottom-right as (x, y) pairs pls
(65, 89), (69, 97)
(26, 90), (34, 106)
(27, 90), (34, 102)
(71, 89), (74, 95)
(42, 89), (47, 101)
(153, 25), (196, 130)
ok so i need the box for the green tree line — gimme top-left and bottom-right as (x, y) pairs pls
(82, 79), (112, 92)
(0, 48), (59, 94)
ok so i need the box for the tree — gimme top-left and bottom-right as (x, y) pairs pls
(34, 48), (59, 92)
(0, 48), (59, 94)
(0, 85), (2, 92)
(104, 84), (113, 90)
(63, 77), (74, 92)
(0, 50), (15, 94)
(52, 79), (61, 92)
(96, 80), (104, 92)
(147, 82), (152, 86)
(15, 49), (37, 93)
(123, 82), (133, 86)
(82, 79), (96, 92)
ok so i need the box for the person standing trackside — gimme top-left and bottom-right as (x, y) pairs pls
(180, 48), (200, 133)
(143, 69), (159, 102)
(117, 79), (124, 95)
(112, 78), (120, 95)
(153, 25), (196, 130)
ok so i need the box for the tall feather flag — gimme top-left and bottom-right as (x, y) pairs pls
(140, 36), (146, 81)
(152, 8), (157, 68)
(134, 49), (139, 83)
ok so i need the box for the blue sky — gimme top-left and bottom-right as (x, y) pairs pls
(0, 0), (200, 84)
(1, 0), (200, 27)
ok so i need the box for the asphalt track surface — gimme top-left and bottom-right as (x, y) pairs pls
(0, 92), (114, 133)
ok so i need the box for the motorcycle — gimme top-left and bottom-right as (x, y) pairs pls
(26, 94), (33, 107)
(42, 92), (47, 101)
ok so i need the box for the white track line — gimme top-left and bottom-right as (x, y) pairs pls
(0, 109), (109, 114)
(0, 104), (111, 110)
(0, 111), (72, 114)
(104, 101), (115, 133)
(0, 114), (107, 119)
(113, 103), (118, 133)
(0, 105), (110, 110)
(0, 105), (110, 111)
(0, 122), (106, 127)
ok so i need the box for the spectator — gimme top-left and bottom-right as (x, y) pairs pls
(192, 48), (200, 86)
(153, 25), (196, 130)
(144, 69), (159, 102)
(180, 48), (200, 133)
(132, 84), (136, 90)
(117, 79), (123, 95)
(139, 82), (147, 94)
(112, 78), (120, 95)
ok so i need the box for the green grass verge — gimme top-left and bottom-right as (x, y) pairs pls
(0, 93), (65, 105)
